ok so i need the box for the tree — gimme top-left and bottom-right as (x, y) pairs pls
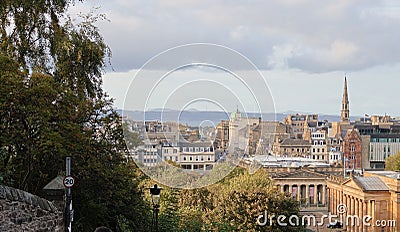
(203, 168), (302, 232)
(144, 167), (304, 232)
(385, 152), (400, 171)
(0, 1), (150, 231)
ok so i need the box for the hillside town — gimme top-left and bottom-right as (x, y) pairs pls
(124, 77), (400, 231)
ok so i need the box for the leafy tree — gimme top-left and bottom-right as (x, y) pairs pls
(203, 168), (302, 232)
(143, 166), (303, 232)
(0, 1), (151, 231)
(385, 152), (400, 171)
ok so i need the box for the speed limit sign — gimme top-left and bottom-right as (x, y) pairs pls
(63, 175), (75, 188)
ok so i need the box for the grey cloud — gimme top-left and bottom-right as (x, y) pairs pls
(71, 0), (400, 73)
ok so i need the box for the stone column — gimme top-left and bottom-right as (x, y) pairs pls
(346, 195), (351, 231)
(333, 189), (336, 214)
(354, 198), (359, 232)
(305, 185), (309, 206)
(281, 185), (284, 193)
(322, 185), (326, 205)
(358, 199), (363, 232)
(333, 189), (338, 215)
(327, 187), (331, 212)
(351, 197), (355, 232)
(375, 200), (380, 226)
(330, 189), (333, 214)
(363, 201), (367, 232)
(371, 200), (375, 231)
(314, 185), (318, 205)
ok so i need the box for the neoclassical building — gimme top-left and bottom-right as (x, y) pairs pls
(327, 171), (400, 231)
(272, 169), (328, 207)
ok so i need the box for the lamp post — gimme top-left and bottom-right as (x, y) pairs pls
(149, 184), (162, 232)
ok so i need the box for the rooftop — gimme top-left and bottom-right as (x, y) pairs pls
(353, 176), (389, 191)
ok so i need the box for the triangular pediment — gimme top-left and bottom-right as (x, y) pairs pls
(343, 178), (362, 190)
(272, 170), (328, 179)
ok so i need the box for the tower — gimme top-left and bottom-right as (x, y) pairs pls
(340, 76), (349, 123)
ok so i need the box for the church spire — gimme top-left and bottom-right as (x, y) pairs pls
(340, 75), (349, 123)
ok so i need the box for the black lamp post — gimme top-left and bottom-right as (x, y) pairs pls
(149, 184), (162, 232)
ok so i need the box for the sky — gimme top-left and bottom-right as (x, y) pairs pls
(70, 0), (400, 116)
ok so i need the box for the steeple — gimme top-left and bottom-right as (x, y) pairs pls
(340, 76), (349, 123)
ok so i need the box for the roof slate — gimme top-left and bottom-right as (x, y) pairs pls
(353, 176), (389, 191)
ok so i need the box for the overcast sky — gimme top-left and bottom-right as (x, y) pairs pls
(70, 0), (400, 116)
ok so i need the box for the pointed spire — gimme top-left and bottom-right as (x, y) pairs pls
(343, 75), (348, 103)
(340, 75), (350, 123)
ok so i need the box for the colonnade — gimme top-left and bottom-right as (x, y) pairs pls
(278, 183), (327, 206)
(328, 187), (380, 232)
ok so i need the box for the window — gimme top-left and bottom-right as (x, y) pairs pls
(164, 149), (169, 154)
(173, 149), (177, 154)
(190, 156), (193, 161)
(183, 156), (187, 161)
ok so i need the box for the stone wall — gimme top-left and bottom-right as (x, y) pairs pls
(0, 185), (63, 231)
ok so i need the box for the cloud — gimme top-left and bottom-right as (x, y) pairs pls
(70, 0), (400, 73)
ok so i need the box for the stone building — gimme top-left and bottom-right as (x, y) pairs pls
(284, 114), (318, 139)
(215, 120), (229, 150)
(342, 128), (363, 169)
(0, 185), (63, 231)
(311, 129), (328, 161)
(273, 138), (311, 157)
(272, 169), (328, 207)
(246, 120), (291, 156)
(228, 109), (260, 153)
(161, 140), (216, 170)
(327, 171), (400, 231)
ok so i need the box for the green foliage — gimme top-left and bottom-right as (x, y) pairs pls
(385, 152), (400, 171)
(0, 1), (151, 231)
(141, 167), (303, 232)
(203, 168), (302, 232)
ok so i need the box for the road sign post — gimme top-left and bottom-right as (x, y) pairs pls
(65, 157), (73, 232)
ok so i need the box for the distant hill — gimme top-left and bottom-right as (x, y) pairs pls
(118, 109), (359, 126)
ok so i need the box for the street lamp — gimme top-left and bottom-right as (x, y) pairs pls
(149, 184), (162, 232)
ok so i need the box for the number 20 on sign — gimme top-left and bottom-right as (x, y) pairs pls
(63, 176), (75, 188)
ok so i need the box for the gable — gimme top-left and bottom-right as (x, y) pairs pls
(343, 179), (362, 190)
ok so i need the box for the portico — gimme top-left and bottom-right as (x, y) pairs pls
(273, 169), (328, 207)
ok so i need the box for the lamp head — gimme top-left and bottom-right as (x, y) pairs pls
(149, 184), (162, 205)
